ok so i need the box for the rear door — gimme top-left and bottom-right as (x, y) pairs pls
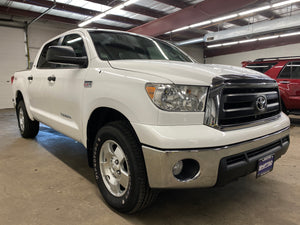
(29, 37), (61, 124)
(277, 61), (300, 110)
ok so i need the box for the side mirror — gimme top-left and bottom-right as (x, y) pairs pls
(46, 46), (88, 67)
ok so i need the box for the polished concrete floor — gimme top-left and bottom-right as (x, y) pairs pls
(0, 108), (299, 225)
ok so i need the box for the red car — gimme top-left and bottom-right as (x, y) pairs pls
(242, 56), (300, 115)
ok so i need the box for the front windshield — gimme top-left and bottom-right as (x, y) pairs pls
(89, 31), (192, 62)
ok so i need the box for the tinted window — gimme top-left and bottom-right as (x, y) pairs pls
(278, 62), (291, 79)
(89, 31), (192, 62)
(62, 34), (87, 57)
(291, 61), (300, 79)
(37, 38), (60, 69)
(60, 34), (87, 68)
(245, 62), (277, 73)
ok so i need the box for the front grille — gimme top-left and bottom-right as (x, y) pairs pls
(218, 82), (280, 127)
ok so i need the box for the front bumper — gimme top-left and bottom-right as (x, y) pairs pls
(142, 127), (289, 188)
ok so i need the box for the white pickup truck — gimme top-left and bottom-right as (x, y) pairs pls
(12, 28), (290, 213)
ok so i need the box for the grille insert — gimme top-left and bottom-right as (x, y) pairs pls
(219, 83), (280, 127)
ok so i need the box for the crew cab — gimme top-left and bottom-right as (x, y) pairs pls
(242, 56), (300, 114)
(12, 28), (290, 213)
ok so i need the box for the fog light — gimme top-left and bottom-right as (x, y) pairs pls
(172, 160), (183, 176)
(173, 159), (200, 181)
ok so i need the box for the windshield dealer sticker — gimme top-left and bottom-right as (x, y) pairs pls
(84, 81), (93, 88)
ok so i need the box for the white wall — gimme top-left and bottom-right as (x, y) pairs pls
(0, 21), (74, 109)
(0, 27), (27, 108)
(179, 44), (204, 63)
(28, 21), (76, 63)
(206, 43), (300, 67)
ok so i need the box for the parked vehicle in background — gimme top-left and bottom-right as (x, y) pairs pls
(242, 56), (300, 115)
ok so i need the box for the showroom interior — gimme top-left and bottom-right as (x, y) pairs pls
(0, 0), (300, 224)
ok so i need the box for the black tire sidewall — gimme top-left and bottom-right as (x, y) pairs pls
(16, 101), (39, 138)
(93, 124), (143, 213)
(17, 101), (26, 136)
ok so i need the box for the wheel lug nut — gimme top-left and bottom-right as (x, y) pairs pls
(115, 160), (119, 165)
(117, 170), (121, 175)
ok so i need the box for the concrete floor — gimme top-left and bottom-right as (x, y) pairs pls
(0, 109), (299, 225)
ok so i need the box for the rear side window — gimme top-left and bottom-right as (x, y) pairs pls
(37, 38), (60, 69)
(278, 61), (300, 79)
(245, 62), (277, 73)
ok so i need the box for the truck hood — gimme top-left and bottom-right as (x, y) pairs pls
(109, 60), (269, 85)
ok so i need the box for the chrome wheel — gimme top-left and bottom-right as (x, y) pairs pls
(18, 108), (25, 132)
(99, 140), (130, 197)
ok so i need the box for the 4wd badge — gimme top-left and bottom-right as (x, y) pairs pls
(84, 81), (93, 88)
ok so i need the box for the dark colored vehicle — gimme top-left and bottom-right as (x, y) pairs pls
(242, 56), (300, 114)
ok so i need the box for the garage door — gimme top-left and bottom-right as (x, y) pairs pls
(0, 26), (27, 109)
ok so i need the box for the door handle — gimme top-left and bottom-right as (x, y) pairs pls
(47, 75), (56, 82)
(279, 81), (290, 84)
(28, 76), (33, 81)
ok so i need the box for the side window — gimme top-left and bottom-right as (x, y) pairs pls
(37, 38), (60, 69)
(62, 34), (87, 57)
(245, 62), (277, 73)
(291, 61), (300, 79)
(278, 62), (291, 79)
(60, 34), (87, 68)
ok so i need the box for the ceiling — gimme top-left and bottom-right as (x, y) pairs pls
(0, 0), (300, 56)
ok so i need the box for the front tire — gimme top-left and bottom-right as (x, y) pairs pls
(16, 101), (39, 138)
(93, 121), (157, 213)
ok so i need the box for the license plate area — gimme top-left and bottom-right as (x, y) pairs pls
(256, 155), (274, 178)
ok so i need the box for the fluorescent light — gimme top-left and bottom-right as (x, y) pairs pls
(207, 44), (222, 48)
(176, 38), (204, 46)
(239, 5), (271, 16)
(239, 38), (257, 43)
(124, 0), (139, 6)
(272, 0), (300, 8)
(280, 31), (300, 37)
(222, 41), (238, 46)
(79, 0), (138, 27)
(67, 37), (82, 44)
(258, 35), (279, 40)
(212, 14), (238, 23)
(172, 26), (190, 33)
(205, 31), (299, 49)
(190, 20), (211, 28)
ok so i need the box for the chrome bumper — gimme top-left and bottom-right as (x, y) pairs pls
(142, 127), (290, 188)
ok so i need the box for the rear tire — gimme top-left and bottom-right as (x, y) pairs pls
(93, 121), (157, 213)
(16, 101), (39, 138)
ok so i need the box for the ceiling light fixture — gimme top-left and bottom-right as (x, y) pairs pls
(222, 41), (238, 46)
(207, 44), (222, 48)
(79, 0), (139, 27)
(212, 14), (238, 23)
(176, 37), (204, 46)
(239, 38), (257, 43)
(280, 31), (300, 37)
(172, 26), (190, 33)
(206, 31), (300, 48)
(238, 5), (271, 16)
(272, 0), (300, 8)
(164, 0), (300, 35)
(258, 35), (279, 40)
(190, 20), (211, 28)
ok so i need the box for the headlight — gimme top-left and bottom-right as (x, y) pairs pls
(145, 83), (208, 112)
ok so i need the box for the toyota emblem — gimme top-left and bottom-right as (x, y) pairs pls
(256, 96), (267, 111)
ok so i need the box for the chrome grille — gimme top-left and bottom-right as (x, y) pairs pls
(219, 82), (280, 127)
